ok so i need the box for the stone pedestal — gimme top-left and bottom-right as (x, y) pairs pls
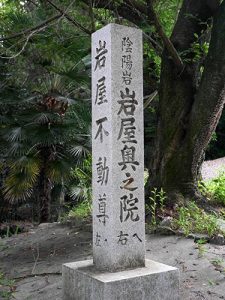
(62, 259), (180, 300)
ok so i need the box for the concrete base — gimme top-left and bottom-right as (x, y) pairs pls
(62, 259), (180, 300)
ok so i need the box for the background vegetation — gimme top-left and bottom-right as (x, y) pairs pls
(0, 0), (225, 228)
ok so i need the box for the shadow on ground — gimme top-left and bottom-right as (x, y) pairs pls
(0, 223), (224, 300)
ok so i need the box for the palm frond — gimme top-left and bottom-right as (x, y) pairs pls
(6, 127), (23, 142)
(46, 159), (73, 184)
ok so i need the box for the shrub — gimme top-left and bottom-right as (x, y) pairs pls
(172, 202), (222, 237)
(67, 201), (91, 219)
(199, 172), (225, 205)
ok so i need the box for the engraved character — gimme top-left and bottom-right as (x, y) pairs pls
(120, 193), (140, 222)
(118, 117), (137, 144)
(95, 76), (107, 105)
(122, 37), (133, 53)
(94, 40), (108, 71)
(118, 145), (139, 171)
(117, 231), (129, 245)
(95, 117), (109, 142)
(120, 172), (138, 191)
(122, 55), (133, 70)
(96, 193), (109, 225)
(133, 233), (142, 242)
(118, 88), (138, 116)
(95, 232), (101, 246)
(96, 157), (109, 185)
(122, 70), (132, 85)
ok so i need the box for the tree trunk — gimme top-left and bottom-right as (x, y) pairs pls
(148, 0), (225, 205)
(0, 165), (10, 221)
(38, 149), (52, 223)
(39, 171), (51, 223)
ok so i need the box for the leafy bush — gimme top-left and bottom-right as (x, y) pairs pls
(172, 202), (222, 237)
(59, 200), (91, 223)
(67, 201), (91, 219)
(69, 156), (92, 204)
(199, 172), (225, 205)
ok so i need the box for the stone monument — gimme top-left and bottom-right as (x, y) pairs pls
(63, 23), (180, 300)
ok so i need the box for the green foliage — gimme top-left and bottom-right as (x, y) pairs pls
(196, 238), (208, 257)
(0, 240), (8, 251)
(0, 272), (15, 300)
(143, 45), (161, 81)
(0, 0), (94, 221)
(0, 273), (14, 287)
(191, 39), (209, 62)
(0, 291), (11, 300)
(59, 199), (91, 223)
(69, 156), (92, 203)
(199, 172), (225, 205)
(144, 169), (149, 185)
(180, 34), (210, 64)
(59, 155), (92, 222)
(1, 98), (91, 203)
(155, 0), (181, 36)
(67, 200), (91, 219)
(1, 0), (224, 223)
(146, 187), (166, 226)
(173, 202), (222, 237)
(158, 188), (166, 212)
(211, 258), (224, 267)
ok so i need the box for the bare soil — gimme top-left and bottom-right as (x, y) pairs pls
(202, 157), (225, 181)
(0, 222), (225, 300)
(0, 159), (225, 300)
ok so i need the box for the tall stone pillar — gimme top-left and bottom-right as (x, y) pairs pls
(92, 23), (145, 272)
(62, 23), (180, 300)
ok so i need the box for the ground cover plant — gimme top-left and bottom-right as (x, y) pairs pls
(172, 201), (224, 237)
(0, 272), (15, 300)
(199, 172), (225, 206)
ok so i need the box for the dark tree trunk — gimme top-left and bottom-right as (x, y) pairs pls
(38, 149), (52, 223)
(0, 165), (10, 221)
(148, 0), (225, 205)
(39, 169), (51, 223)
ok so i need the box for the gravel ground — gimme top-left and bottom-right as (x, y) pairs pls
(0, 159), (225, 300)
(0, 223), (225, 300)
(202, 157), (225, 181)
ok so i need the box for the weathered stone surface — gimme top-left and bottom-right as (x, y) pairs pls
(62, 24), (180, 300)
(92, 23), (145, 271)
(217, 218), (225, 232)
(157, 226), (176, 235)
(160, 217), (173, 228)
(188, 233), (209, 243)
(62, 259), (180, 300)
(210, 234), (225, 245)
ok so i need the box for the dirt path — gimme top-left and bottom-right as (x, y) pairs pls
(202, 157), (225, 181)
(0, 223), (224, 300)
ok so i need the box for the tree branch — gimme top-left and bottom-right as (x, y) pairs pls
(81, 0), (162, 53)
(124, 0), (148, 16)
(0, 27), (44, 59)
(45, 0), (92, 35)
(0, 14), (62, 42)
(146, 0), (184, 70)
(89, 0), (96, 32)
(82, 0), (145, 25)
(142, 31), (162, 54)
